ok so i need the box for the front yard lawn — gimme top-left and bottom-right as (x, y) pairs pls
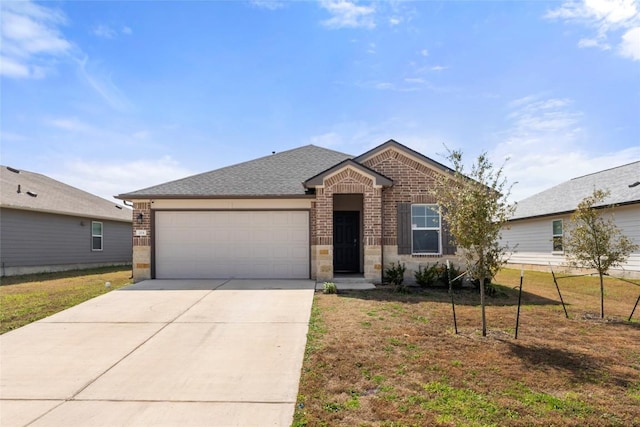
(0, 266), (132, 334)
(294, 269), (640, 426)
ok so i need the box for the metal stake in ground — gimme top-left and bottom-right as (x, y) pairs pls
(515, 269), (524, 339)
(549, 264), (569, 319)
(629, 295), (640, 322)
(602, 275), (640, 321)
(447, 260), (458, 335)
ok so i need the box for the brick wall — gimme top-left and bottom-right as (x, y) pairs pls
(132, 201), (151, 246)
(361, 148), (440, 245)
(311, 168), (382, 246)
(132, 201), (151, 281)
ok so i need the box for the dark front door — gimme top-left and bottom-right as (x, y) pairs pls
(333, 211), (360, 273)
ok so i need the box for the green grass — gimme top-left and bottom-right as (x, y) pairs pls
(296, 268), (640, 426)
(0, 266), (132, 334)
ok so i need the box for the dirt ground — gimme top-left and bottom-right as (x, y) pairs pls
(294, 269), (640, 427)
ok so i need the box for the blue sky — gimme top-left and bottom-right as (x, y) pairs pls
(1, 0), (639, 204)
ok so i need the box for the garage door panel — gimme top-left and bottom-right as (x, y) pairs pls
(155, 211), (309, 279)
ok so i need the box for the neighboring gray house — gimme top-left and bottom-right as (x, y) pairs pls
(0, 166), (132, 276)
(501, 161), (640, 278)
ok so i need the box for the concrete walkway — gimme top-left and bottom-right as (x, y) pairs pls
(0, 279), (316, 427)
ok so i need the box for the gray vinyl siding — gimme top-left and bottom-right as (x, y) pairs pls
(0, 208), (132, 270)
(501, 204), (640, 275)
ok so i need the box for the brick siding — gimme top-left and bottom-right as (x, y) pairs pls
(132, 201), (151, 247)
(361, 148), (441, 245)
(311, 168), (382, 246)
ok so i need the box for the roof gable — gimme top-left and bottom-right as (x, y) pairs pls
(118, 145), (352, 199)
(511, 161), (640, 220)
(0, 166), (132, 222)
(304, 159), (393, 188)
(355, 139), (455, 176)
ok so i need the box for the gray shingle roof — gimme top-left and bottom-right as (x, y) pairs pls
(118, 145), (353, 198)
(0, 166), (132, 222)
(511, 161), (640, 220)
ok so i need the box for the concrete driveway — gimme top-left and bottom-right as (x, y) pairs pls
(0, 279), (316, 427)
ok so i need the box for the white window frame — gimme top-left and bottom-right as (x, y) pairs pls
(92, 221), (103, 251)
(552, 219), (563, 253)
(411, 204), (441, 255)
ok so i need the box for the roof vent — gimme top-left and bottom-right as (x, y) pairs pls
(629, 181), (640, 188)
(115, 205), (123, 209)
(6, 166), (20, 174)
(17, 184), (21, 194)
(26, 191), (37, 197)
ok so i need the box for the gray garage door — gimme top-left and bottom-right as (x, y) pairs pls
(155, 211), (309, 279)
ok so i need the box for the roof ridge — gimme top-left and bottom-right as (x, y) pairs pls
(119, 145), (354, 196)
(1, 165), (120, 205)
(570, 160), (640, 181)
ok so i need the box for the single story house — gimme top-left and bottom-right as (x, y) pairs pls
(501, 161), (640, 278)
(117, 140), (459, 283)
(0, 165), (133, 276)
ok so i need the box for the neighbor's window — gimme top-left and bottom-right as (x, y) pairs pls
(92, 221), (103, 251)
(552, 219), (563, 252)
(411, 204), (441, 254)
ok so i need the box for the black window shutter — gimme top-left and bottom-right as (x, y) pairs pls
(397, 203), (411, 254)
(441, 217), (457, 255)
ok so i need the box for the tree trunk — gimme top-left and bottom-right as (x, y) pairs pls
(599, 272), (605, 319)
(480, 277), (487, 336)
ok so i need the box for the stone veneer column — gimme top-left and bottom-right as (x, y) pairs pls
(132, 201), (151, 281)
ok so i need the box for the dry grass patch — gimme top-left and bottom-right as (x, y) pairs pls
(294, 269), (640, 427)
(0, 266), (132, 334)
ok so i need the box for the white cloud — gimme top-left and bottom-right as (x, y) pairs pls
(93, 24), (133, 39)
(0, 55), (31, 78)
(46, 117), (93, 132)
(320, 0), (376, 29)
(430, 65), (448, 71)
(389, 17), (401, 26)
(77, 56), (133, 112)
(491, 94), (640, 202)
(52, 157), (194, 203)
(250, 0), (285, 10)
(309, 132), (344, 147)
(577, 37), (612, 49)
(619, 26), (640, 59)
(0, 0), (72, 78)
(420, 49), (429, 57)
(365, 77), (456, 93)
(546, 0), (640, 60)
(93, 24), (117, 39)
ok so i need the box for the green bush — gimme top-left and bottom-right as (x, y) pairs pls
(384, 262), (407, 291)
(415, 263), (440, 287)
(437, 262), (464, 289)
(322, 282), (337, 294)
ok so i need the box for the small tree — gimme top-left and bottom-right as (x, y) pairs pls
(564, 189), (639, 319)
(433, 149), (516, 336)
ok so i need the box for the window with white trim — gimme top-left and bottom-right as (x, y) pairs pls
(92, 221), (103, 251)
(552, 219), (563, 252)
(411, 204), (441, 254)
